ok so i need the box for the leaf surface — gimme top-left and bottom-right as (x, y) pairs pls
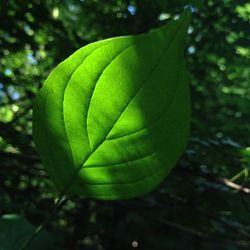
(33, 10), (191, 200)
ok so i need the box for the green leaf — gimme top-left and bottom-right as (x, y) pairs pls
(0, 214), (63, 250)
(33, 10), (191, 200)
(240, 147), (250, 163)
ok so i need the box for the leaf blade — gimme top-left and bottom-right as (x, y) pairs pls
(33, 10), (191, 200)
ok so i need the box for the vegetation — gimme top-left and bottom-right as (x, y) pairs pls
(33, 10), (191, 200)
(0, 0), (250, 249)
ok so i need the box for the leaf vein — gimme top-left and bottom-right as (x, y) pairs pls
(106, 70), (184, 141)
(84, 151), (155, 168)
(85, 43), (136, 150)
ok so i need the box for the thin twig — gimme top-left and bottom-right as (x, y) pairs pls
(219, 177), (250, 194)
(181, 168), (250, 195)
(168, 193), (250, 238)
(152, 216), (206, 238)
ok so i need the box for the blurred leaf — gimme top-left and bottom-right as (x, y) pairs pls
(240, 147), (250, 163)
(0, 214), (63, 250)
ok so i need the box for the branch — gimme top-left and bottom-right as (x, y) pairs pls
(219, 177), (250, 194)
(180, 167), (250, 195)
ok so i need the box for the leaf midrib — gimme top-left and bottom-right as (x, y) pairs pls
(81, 16), (187, 168)
(61, 14), (188, 192)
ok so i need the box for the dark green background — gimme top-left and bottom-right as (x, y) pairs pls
(0, 0), (250, 249)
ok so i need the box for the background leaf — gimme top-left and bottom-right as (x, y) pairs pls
(0, 214), (63, 250)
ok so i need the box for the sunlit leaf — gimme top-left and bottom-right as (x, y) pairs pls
(240, 147), (250, 163)
(33, 10), (191, 200)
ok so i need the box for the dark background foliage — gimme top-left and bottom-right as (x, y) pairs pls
(0, 0), (250, 249)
